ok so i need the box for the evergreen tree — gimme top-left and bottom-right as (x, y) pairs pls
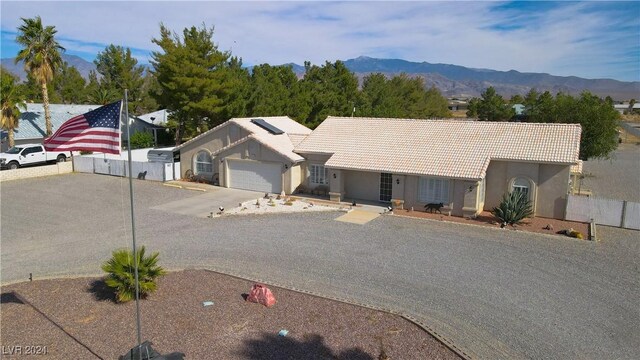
(247, 64), (298, 116)
(52, 62), (86, 104)
(221, 56), (250, 119)
(298, 60), (358, 128)
(151, 23), (233, 144)
(466, 86), (513, 121)
(94, 45), (145, 113)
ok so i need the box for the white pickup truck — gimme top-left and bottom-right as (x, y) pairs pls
(0, 144), (72, 170)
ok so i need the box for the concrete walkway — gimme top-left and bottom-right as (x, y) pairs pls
(335, 209), (382, 224)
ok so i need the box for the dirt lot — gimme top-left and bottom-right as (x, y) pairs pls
(394, 210), (590, 240)
(1, 270), (460, 360)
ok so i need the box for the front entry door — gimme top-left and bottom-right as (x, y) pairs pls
(379, 173), (392, 202)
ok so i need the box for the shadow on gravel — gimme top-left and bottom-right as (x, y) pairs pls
(0, 292), (24, 304)
(239, 333), (374, 360)
(87, 279), (117, 302)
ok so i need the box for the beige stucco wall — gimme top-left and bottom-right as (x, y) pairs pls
(344, 170), (380, 202)
(285, 164), (303, 194)
(178, 123), (249, 178)
(484, 160), (570, 219)
(537, 164), (571, 219)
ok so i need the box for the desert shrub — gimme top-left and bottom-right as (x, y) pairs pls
(101, 246), (167, 303)
(129, 131), (154, 149)
(492, 191), (533, 226)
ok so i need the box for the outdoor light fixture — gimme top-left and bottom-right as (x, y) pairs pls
(396, 178), (400, 185)
(333, 173), (337, 179)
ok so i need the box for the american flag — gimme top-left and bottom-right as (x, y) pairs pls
(44, 100), (122, 154)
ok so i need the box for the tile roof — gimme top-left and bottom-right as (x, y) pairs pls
(176, 116), (311, 163)
(294, 117), (582, 180)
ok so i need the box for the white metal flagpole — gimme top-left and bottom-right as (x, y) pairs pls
(124, 89), (143, 358)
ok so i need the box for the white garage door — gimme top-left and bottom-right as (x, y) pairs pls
(228, 160), (282, 193)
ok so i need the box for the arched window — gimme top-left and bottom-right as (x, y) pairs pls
(194, 150), (213, 175)
(512, 177), (531, 199)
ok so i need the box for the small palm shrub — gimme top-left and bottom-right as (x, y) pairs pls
(101, 246), (167, 303)
(492, 191), (533, 226)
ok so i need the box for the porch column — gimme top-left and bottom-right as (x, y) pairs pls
(328, 168), (344, 202)
(462, 180), (481, 217)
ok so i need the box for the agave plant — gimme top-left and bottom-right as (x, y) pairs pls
(101, 246), (167, 303)
(492, 190), (533, 226)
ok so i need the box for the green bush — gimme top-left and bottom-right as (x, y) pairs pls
(492, 191), (533, 226)
(129, 131), (154, 149)
(101, 246), (167, 303)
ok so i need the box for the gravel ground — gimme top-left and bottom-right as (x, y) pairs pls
(2, 173), (639, 359)
(215, 196), (340, 217)
(1, 270), (459, 360)
(581, 143), (640, 201)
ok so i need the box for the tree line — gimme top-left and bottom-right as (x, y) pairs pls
(1, 17), (620, 160)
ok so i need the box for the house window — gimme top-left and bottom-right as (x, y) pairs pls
(309, 164), (329, 185)
(418, 177), (450, 203)
(194, 150), (213, 175)
(512, 177), (530, 198)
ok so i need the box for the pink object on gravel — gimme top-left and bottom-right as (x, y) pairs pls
(247, 283), (276, 307)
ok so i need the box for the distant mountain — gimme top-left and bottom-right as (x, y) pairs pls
(287, 56), (640, 100)
(1, 54), (96, 81)
(3, 53), (638, 100)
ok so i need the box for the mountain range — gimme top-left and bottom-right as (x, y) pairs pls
(2, 54), (638, 100)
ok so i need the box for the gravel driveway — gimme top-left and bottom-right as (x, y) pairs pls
(2, 173), (639, 359)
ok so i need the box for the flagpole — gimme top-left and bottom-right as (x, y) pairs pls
(124, 89), (143, 358)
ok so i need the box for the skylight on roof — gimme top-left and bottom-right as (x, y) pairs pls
(251, 118), (284, 135)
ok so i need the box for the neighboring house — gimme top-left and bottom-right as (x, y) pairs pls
(294, 117), (582, 220)
(13, 103), (164, 148)
(447, 99), (469, 112)
(176, 117), (312, 194)
(512, 104), (525, 115)
(137, 109), (170, 126)
(613, 103), (640, 114)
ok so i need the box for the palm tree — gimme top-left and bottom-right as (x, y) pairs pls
(1, 67), (27, 148)
(15, 16), (64, 136)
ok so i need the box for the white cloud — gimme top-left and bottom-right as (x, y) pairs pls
(1, 1), (638, 81)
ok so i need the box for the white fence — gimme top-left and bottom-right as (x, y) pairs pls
(73, 156), (181, 182)
(566, 195), (640, 230)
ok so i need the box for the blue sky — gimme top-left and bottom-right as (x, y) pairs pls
(1, 1), (639, 82)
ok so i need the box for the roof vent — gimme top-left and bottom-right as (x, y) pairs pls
(251, 118), (284, 135)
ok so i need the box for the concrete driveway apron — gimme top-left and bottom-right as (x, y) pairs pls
(151, 186), (263, 218)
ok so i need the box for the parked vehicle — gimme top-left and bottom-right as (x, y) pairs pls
(0, 144), (72, 170)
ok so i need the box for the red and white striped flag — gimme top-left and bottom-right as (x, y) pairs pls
(44, 100), (122, 154)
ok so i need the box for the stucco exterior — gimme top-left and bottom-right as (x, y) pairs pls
(303, 159), (572, 219)
(178, 122), (248, 178)
(484, 160), (570, 219)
